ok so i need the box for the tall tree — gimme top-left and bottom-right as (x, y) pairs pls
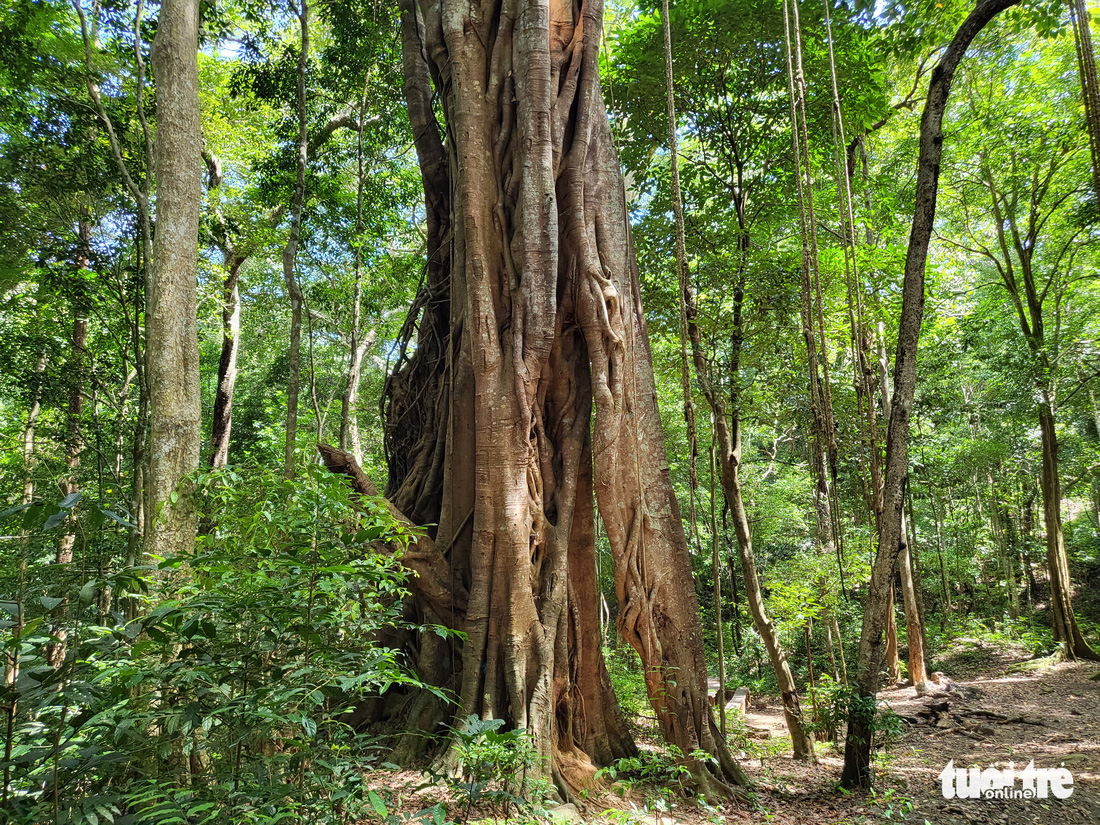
(946, 34), (1100, 660)
(841, 0), (1020, 788)
(282, 0), (309, 480)
(645, 0), (817, 761)
(146, 0), (201, 558)
(380, 0), (747, 796)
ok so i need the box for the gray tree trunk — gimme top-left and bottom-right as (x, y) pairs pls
(146, 0), (201, 560)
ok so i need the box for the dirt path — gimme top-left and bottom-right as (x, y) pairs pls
(718, 644), (1100, 824)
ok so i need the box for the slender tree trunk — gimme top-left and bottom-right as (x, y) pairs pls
(1089, 385), (1100, 528)
(51, 275), (82, 668)
(682, 276), (815, 760)
(1070, 0), (1100, 213)
(842, 0), (1020, 787)
(722, 420), (816, 761)
(1039, 398), (1099, 659)
(146, 0), (201, 560)
(824, 612), (839, 682)
(126, 237), (148, 620)
(58, 218), (91, 566)
(906, 491), (931, 657)
(339, 79), (371, 462)
(21, 348), (47, 505)
(988, 474), (1020, 619)
(928, 486), (953, 625)
(339, 330), (373, 463)
(724, 503), (743, 655)
(898, 545), (927, 690)
(710, 421), (726, 739)
(884, 586), (901, 684)
(663, 0), (808, 764)
(282, 0), (309, 480)
(830, 611), (848, 685)
(877, 319), (914, 688)
(1020, 481), (1039, 603)
(209, 257), (242, 468)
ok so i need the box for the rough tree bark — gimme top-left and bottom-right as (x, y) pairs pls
(841, 0), (1020, 788)
(145, 0), (201, 559)
(379, 0), (748, 797)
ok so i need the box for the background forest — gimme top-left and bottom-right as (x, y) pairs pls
(2, 0), (1100, 821)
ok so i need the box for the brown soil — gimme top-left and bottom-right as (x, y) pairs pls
(362, 642), (1100, 825)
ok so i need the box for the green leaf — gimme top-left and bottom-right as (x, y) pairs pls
(78, 579), (96, 604)
(84, 507), (105, 531)
(368, 790), (388, 817)
(43, 506), (67, 531)
(0, 502), (33, 520)
(100, 509), (137, 529)
(40, 596), (64, 612)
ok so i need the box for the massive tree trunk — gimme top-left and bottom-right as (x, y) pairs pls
(841, 0), (1019, 788)
(146, 0), (201, 559)
(382, 0), (746, 796)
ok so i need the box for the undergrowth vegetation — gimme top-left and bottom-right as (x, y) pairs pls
(1, 464), (422, 824)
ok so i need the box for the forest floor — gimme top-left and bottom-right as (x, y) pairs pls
(724, 638), (1100, 824)
(364, 639), (1100, 825)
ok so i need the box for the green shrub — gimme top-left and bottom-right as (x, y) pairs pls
(1, 463), (424, 825)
